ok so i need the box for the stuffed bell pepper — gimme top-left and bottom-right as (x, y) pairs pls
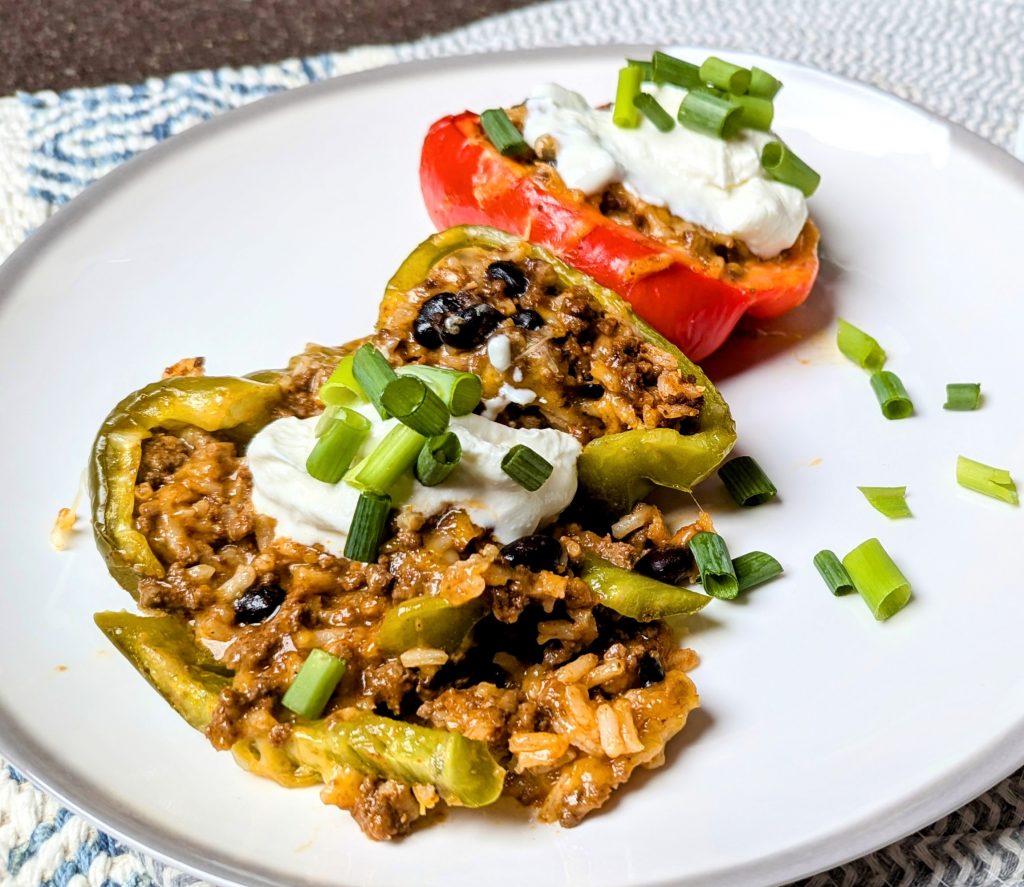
(420, 51), (821, 360)
(89, 226), (734, 840)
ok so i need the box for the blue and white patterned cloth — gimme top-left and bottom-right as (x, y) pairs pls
(1, 0), (1023, 884)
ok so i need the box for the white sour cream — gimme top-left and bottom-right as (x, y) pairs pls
(247, 404), (581, 555)
(522, 82), (808, 258)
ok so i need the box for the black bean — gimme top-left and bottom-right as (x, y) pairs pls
(634, 547), (694, 586)
(419, 292), (466, 321)
(500, 534), (565, 572)
(439, 303), (503, 350)
(577, 382), (605, 400)
(637, 654), (665, 688)
(234, 584), (285, 625)
(512, 309), (544, 330)
(412, 315), (442, 349)
(486, 261), (529, 298)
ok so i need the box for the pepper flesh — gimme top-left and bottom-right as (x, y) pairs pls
(420, 112), (820, 360)
(376, 596), (487, 654)
(580, 553), (711, 621)
(94, 611), (505, 807)
(380, 226), (736, 513)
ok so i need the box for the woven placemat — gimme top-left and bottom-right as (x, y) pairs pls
(2, 1), (1022, 884)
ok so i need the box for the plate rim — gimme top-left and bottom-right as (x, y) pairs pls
(1, 44), (1022, 887)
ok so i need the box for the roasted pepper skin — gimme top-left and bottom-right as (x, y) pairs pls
(580, 553), (710, 621)
(377, 596), (486, 655)
(420, 112), (820, 360)
(381, 226), (736, 513)
(89, 375), (284, 597)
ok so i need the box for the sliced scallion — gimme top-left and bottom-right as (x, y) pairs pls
(858, 486), (912, 519)
(837, 319), (886, 371)
(479, 108), (531, 159)
(718, 456), (777, 506)
(626, 58), (654, 81)
(699, 56), (751, 95)
(690, 532), (739, 600)
(319, 355), (366, 407)
(748, 66), (783, 99)
(344, 491), (392, 563)
(651, 51), (701, 89)
(396, 365), (482, 415)
(761, 141), (821, 197)
(870, 371), (914, 420)
(726, 93), (774, 130)
(306, 407), (371, 484)
(813, 550), (854, 596)
(416, 432), (462, 487)
(944, 383), (981, 411)
(632, 92), (675, 132)
(381, 376), (450, 437)
(352, 344), (397, 420)
(677, 89), (742, 138)
(501, 444), (553, 491)
(613, 65), (643, 128)
(733, 551), (783, 592)
(842, 538), (912, 621)
(346, 424), (425, 495)
(956, 456), (1019, 505)
(281, 648), (346, 719)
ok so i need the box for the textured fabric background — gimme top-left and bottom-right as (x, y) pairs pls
(1, 0), (1023, 884)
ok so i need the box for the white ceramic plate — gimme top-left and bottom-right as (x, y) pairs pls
(1, 46), (1023, 887)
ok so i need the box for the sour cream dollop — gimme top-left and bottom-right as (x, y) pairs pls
(247, 403), (582, 556)
(521, 82), (808, 258)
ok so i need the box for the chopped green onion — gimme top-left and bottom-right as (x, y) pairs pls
(677, 89), (742, 138)
(725, 93), (774, 131)
(651, 51), (701, 89)
(761, 141), (821, 197)
(319, 355), (366, 407)
(396, 365), (482, 415)
(699, 56), (751, 95)
(748, 66), (783, 99)
(344, 492), (392, 563)
(306, 407), (371, 484)
(501, 444), (553, 491)
(837, 319), (886, 371)
(416, 432), (462, 487)
(281, 648), (346, 719)
(944, 382), (981, 411)
(613, 66), (643, 128)
(352, 344), (397, 420)
(632, 92), (675, 132)
(813, 550), (854, 596)
(315, 404), (342, 437)
(346, 424), (425, 495)
(842, 538), (912, 621)
(381, 376), (450, 437)
(733, 551), (783, 592)
(956, 456), (1019, 505)
(870, 371), (914, 419)
(479, 108), (531, 159)
(690, 532), (739, 600)
(858, 486), (912, 519)
(718, 456), (778, 506)
(626, 58), (654, 81)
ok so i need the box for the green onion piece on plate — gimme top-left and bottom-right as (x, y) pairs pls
(306, 407), (371, 484)
(690, 532), (739, 600)
(748, 66), (783, 98)
(346, 424), (425, 495)
(813, 550), (854, 596)
(870, 371), (914, 419)
(837, 319), (886, 371)
(319, 355), (366, 407)
(718, 456), (777, 506)
(858, 486), (912, 519)
(733, 551), (783, 592)
(480, 108), (531, 159)
(626, 58), (654, 81)
(651, 51), (701, 89)
(956, 455), (1019, 505)
(352, 344), (397, 420)
(842, 538), (912, 621)
(381, 376), (450, 437)
(613, 66), (643, 128)
(632, 92), (675, 132)
(677, 89), (742, 138)
(726, 93), (774, 131)
(699, 56), (751, 94)
(396, 365), (482, 416)
(501, 444), (553, 491)
(281, 648), (347, 719)
(761, 141), (821, 197)
(416, 432), (462, 487)
(344, 491), (393, 563)
(944, 382), (981, 411)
